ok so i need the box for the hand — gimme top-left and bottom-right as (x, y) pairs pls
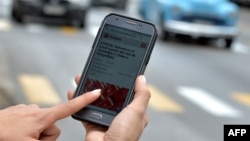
(68, 75), (151, 141)
(0, 89), (101, 141)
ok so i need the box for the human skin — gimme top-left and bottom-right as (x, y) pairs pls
(68, 75), (151, 141)
(0, 75), (150, 141)
(0, 89), (100, 141)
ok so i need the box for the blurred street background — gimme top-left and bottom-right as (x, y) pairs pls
(0, 0), (250, 141)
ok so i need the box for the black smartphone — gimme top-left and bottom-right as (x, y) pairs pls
(72, 13), (157, 127)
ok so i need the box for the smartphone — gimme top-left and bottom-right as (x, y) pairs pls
(72, 13), (157, 127)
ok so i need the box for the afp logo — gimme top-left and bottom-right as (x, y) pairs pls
(224, 125), (250, 141)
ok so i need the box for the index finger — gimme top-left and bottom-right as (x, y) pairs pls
(45, 89), (101, 123)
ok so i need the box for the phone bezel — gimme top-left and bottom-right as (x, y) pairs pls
(72, 13), (157, 127)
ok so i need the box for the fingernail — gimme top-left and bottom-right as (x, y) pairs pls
(141, 75), (147, 84)
(91, 89), (101, 95)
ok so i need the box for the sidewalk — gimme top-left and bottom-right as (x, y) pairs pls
(0, 44), (16, 109)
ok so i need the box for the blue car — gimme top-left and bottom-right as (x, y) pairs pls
(139, 0), (239, 48)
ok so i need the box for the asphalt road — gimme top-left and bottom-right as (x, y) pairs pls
(0, 0), (250, 141)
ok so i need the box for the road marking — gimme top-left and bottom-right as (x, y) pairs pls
(62, 26), (79, 35)
(177, 87), (242, 118)
(0, 19), (11, 31)
(148, 85), (183, 113)
(88, 26), (99, 37)
(26, 24), (46, 33)
(232, 92), (250, 107)
(18, 74), (61, 105)
(232, 42), (250, 54)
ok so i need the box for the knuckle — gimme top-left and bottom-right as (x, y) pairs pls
(15, 104), (27, 107)
(28, 104), (40, 109)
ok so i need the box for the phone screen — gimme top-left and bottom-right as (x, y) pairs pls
(81, 24), (152, 115)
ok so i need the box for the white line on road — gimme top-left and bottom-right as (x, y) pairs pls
(177, 86), (242, 118)
(232, 42), (250, 54)
(26, 24), (46, 33)
(88, 26), (99, 37)
(0, 19), (11, 31)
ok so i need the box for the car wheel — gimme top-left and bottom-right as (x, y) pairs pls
(117, 4), (126, 10)
(225, 38), (233, 49)
(162, 31), (170, 41)
(116, 0), (127, 10)
(197, 37), (210, 45)
(11, 9), (24, 23)
(160, 15), (169, 41)
(71, 19), (85, 29)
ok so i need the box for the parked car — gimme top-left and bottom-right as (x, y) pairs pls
(11, 0), (91, 28)
(91, 0), (128, 10)
(139, 0), (239, 49)
(230, 0), (250, 6)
